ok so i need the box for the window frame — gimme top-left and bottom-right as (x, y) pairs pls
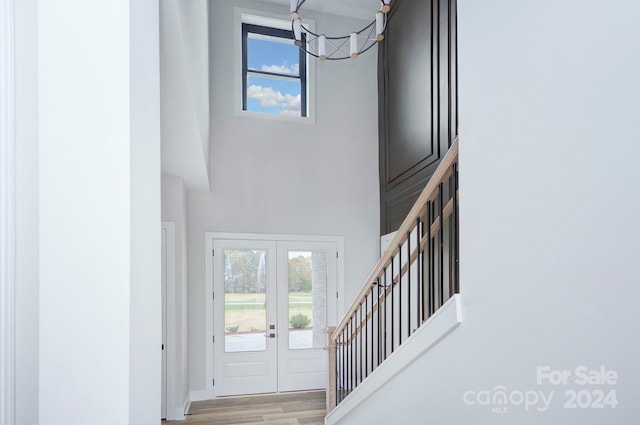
(241, 22), (308, 118)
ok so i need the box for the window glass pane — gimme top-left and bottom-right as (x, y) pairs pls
(288, 251), (327, 350)
(246, 75), (301, 117)
(247, 36), (299, 76)
(224, 249), (267, 353)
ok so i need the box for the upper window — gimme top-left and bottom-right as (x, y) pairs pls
(242, 23), (307, 118)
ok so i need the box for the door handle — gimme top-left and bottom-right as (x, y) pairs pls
(265, 324), (276, 338)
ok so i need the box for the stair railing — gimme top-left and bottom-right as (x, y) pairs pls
(327, 138), (459, 411)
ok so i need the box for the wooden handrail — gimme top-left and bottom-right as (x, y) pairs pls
(337, 192), (458, 346)
(331, 138), (459, 342)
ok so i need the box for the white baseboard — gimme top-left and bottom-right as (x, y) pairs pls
(325, 295), (462, 425)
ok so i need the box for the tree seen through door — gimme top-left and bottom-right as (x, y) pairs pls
(288, 251), (326, 350)
(223, 249), (268, 352)
(223, 249), (326, 352)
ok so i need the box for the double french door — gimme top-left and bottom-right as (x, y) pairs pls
(212, 238), (338, 396)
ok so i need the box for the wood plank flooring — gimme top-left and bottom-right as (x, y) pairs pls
(167, 391), (326, 425)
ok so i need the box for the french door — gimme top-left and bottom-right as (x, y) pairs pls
(212, 238), (337, 396)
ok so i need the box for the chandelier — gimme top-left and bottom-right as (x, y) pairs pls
(290, 0), (391, 61)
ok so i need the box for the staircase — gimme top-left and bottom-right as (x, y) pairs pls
(325, 138), (460, 421)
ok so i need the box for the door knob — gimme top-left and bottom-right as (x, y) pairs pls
(265, 333), (276, 338)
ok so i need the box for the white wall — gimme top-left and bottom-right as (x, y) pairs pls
(160, 0), (210, 191)
(13, 0), (39, 423)
(0, 0), (17, 423)
(129, 0), (162, 423)
(159, 0), (207, 408)
(161, 174), (190, 417)
(177, 0), (210, 163)
(332, 0), (640, 424)
(38, 2), (131, 421)
(37, 1), (161, 424)
(188, 0), (380, 396)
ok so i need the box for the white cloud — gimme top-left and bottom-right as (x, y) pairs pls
(247, 84), (301, 115)
(261, 63), (299, 75)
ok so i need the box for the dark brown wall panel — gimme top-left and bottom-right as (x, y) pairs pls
(386, 0), (432, 182)
(379, 0), (457, 234)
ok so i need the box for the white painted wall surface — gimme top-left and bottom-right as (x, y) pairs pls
(188, 0), (380, 396)
(129, 0), (162, 423)
(160, 0), (210, 191)
(161, 175), (190, 417)
(38, 1), (132, 422)
(38, 0), (161, 423)
(13, 0), (39, 423)
(177, 0), (210, 164)
(0, 0), (16, 423)
(330, 1), (640, 424)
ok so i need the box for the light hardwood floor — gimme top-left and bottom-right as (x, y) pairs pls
(166, 391), (326, 425)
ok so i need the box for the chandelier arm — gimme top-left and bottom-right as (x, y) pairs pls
(326, 37), (347, 51)
(296, 33), (378, 60)
(298, 21), (376, 41)
(325, 21), (377, 40)
(296, 19), (377, 40)
(357, 40), (378, 56)
(363, 21), (377, 41)
(332, 38), (351, 57)
(355, 20), (377, 36)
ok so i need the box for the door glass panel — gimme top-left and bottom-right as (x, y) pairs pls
(288, 251), (327, 350)
(224, 249), (267, 352)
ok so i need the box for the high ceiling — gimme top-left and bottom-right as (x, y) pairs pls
(252, 0), (382, 21)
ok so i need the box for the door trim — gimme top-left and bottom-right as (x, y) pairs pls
(161, 222), (177, 419)
(205, 232), (345, 399)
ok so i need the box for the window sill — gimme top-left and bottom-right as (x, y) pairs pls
(237, 109), (316, 124)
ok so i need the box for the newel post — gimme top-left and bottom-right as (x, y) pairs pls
(326, 326), (337, 413)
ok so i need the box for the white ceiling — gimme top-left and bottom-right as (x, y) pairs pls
(252, 0), (382, 21)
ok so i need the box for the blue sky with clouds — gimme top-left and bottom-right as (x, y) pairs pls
(246, 37), (302, 116)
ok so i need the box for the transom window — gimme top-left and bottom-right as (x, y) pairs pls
(242, 23), (307, 117)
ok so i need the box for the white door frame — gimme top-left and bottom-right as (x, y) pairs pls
(0, 0), (16, 423)
(205, 232), (344, 399)
(161, 222), (177, 419)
